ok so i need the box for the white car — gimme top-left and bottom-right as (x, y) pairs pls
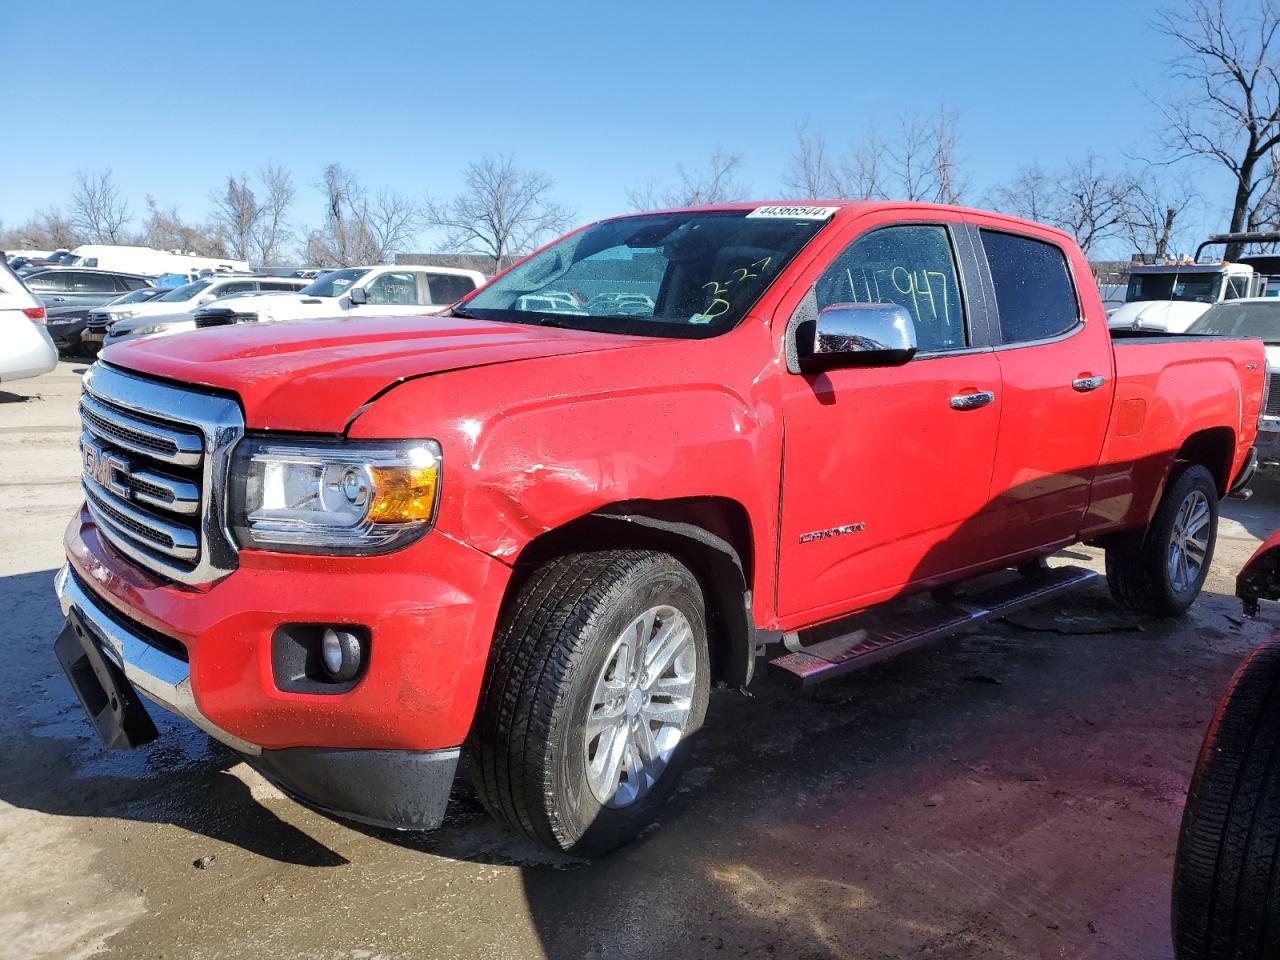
(90, 275), (311, 347)
(200, 265), (485, 326)
(0, 259), (57, 383)
(1185, 297), (1280, 475)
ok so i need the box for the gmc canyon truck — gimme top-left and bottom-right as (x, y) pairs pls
(54, 202), (1264, 856)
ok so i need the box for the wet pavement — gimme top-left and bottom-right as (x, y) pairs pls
(2, 360), (1278, 960)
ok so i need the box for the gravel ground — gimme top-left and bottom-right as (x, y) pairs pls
(1, 359), (1277, 960)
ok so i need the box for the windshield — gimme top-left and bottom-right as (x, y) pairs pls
(460, 209), (834, 338)
(157, 280), (212, 303)
(1126, 270), (1224, 304)
(1186, 301), (1280, 344)
(108, 288), (159, 306)
(300, 268), (370, 297)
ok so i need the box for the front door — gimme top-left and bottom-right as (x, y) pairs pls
(777, 220), (1002, 623)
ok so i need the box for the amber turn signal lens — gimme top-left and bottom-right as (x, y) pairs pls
(368, 465), (439, 523)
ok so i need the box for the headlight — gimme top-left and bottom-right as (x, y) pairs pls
(229, 438), (442, 554)
(129, 324), (166, 336)
(113, 310), (137, 321)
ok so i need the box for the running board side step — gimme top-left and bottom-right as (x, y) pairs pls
(768, 565), (1099, 687)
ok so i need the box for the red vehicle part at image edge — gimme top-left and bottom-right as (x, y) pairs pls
(52, 201), (1265, 856)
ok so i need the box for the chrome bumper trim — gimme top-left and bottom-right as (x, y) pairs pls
(54, 564), (260, 755)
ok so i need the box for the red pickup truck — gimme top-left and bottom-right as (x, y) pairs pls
(54, 201), (1264, 856)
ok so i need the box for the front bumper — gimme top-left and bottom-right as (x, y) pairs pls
(57, 505), (512, 828)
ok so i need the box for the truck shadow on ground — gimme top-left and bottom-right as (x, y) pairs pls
(0, 568), (348, 867)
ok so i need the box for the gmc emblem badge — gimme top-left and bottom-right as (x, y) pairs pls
(82, 440), (131, 499)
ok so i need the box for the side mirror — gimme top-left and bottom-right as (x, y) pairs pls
(799, 303), (917, 372)
(347, 286), (368, 306)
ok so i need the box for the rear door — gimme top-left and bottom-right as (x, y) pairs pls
(976, 227), (1113, 557)
(776, 216), (1003, 621)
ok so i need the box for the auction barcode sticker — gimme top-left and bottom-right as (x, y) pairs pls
(746, 205), (839, 220)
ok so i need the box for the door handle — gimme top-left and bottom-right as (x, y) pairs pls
(950, 391), (996, 411)
(1073, 376), (1105, 392)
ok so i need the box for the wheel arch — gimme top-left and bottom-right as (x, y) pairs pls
(1176, 425), (1237, 496)
(505, 496), (764, 689)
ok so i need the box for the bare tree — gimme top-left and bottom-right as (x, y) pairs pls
(1156, 0), (1280, 255)
(1055, 155), (1136, 254)
(209, 175), (259, 260)
(627, 149), (749, 210)
(987, 156), (1136, 255)
(789, 110), (966, 203)
(306, 163), (420, 267)
(254, 164), (295, 265)
(0, 208), (81, 250)
(986, 163), (1057, 223)
(1122, 169), (1201, 257)
(141, 196), (225, 256)
(782, 121), (838, 198)
(423, 155), (573, 271)
(70, 168), (132, 243)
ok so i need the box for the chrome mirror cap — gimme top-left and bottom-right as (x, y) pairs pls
(800, 302), (918, 372)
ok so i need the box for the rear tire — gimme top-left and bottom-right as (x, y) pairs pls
(472, 550), (710, 857)
(1106, 463), (1218, 617)
(1173, 638), (1280, 959)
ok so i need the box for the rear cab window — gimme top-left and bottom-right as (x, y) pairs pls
(980, 229), (1079, 344)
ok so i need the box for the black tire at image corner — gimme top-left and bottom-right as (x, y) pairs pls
(471, 549), (710, 857)
(1173, 637), (1280, 960)
(1105, 462), (1218, 617)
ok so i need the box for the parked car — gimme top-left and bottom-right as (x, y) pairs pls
(24, 267), (153, 311)
(46, 286), (165, 355)
(52, 201), (1263, 858)
(0, 258), (56, 383)
(200, 265), (485, 326)
(16, 249), (74, 274)
(87, 276), (309, 348)
(1172, 533), (1280, 960)
(1186, 299), (1280, 478)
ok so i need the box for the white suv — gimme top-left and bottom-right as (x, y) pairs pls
(0, 258), (57, 383)
(199, 265), (485, 326)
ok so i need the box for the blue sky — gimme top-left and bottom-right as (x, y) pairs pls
(0, 1), (1229, 258)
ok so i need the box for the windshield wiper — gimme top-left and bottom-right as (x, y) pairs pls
(451, 305), (477, 319)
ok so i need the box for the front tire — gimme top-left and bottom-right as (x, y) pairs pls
(1106, 463), (1218, 617)
(472, 550), (710, 857)
(1173, 638), (1280, 959)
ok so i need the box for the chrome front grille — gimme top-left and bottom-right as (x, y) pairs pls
(1268, 372), (1280, 418)
(78, 364), (244, 585)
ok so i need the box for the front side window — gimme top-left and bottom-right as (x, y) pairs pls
(981, 229), (1078, 344)
(158, 280), (212, 303)
(301, 268), (369, 298)
(26, 272), (67, 291)
(815, 224), (966, 352)
(365, 271), (420, 305)
(461, 210), (832, 338)
(211, 281), (254, 299)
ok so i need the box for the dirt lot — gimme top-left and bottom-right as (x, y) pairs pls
(2, 359), (1278, 960)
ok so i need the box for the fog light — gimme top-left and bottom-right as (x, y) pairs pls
(320, 628), (362, 682)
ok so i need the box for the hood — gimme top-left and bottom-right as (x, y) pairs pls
(101, 314), (652, 432)
(1107, 299), (1211, 332)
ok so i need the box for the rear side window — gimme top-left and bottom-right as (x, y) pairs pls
(427, 272), (478, 304)
(259, 281), (302, 292)
(980, 230), (1079, 344)
(815, 224), (966, 352)
(366, 271), (420, 305)
(70, 273), (118, 293)
(121, 276), (151, 290)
